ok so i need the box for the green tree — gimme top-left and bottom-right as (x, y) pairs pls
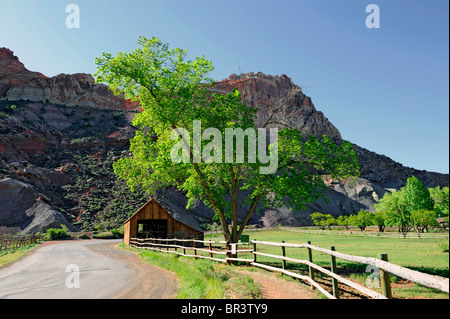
(411, 210), (438, 233)
(372, 211), (386, 232)
(336, 215), (351, 230)
(375, 190), (412, 235)
(403, 176), (434, 212)
(429, 186), (449, 218)
(311, 212), (336, 230)
(348, 210), (374, 231)
(95, 36), (360, 243)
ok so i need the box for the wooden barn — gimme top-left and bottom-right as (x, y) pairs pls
(123, 198), (204, 245)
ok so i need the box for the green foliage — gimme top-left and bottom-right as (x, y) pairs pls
(411, 210), (438, 233)
(429, 186), (449, 217)
(95, 36), (360, 243)
(311, 212), (336, 230)
(44, 225), (71, 240)
(376, 190), (412, 234)
(372, 211), (386, 232)
(348, 210), (374, 231)
(403, 176), (434, 212)
(375, 176), (444, 234)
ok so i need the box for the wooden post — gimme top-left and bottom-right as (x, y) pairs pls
(194, 240), (198, 260)
(209, 242), (213, 259)
(226, 242), (231, 265)
(281, 241), (287, 270)
(330, 246), (339, 299)
(307, 241), (315, 289)
(253, 240), (257, 263)
(379, 253), (393, 299)
(183, 240), (186, 256)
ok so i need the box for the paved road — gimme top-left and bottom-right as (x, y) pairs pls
(0, 240), (178, 299)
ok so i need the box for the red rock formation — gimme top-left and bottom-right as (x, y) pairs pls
(213, 72), (342, 141)
(0, 48), (139, 110)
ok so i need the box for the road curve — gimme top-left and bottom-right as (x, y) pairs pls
(0, 240), (178, 299)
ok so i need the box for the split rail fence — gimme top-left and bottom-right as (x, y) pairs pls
(129, 237), (449, 299)
(0, 234), (42, 252)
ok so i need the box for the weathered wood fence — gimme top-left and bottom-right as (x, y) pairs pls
(129, 237), (449, 299)
(0, 234), (42, 252)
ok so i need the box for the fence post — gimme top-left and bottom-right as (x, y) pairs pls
(281, 241), (287, 270)
(330, 246), (339, 299)
(209, 242), (213, 259)
(194, 240), (198, 260)
(378, 253), (393, 299)
(307, 241), (315, 289)
(253, 240), (257, 263)
(183, 240), (186, 256)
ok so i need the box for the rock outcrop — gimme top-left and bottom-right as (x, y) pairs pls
(0, 48), (138, 110)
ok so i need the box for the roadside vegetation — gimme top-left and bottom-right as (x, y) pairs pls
(119, 243), (261, 299)
(0, 243), (39, 268)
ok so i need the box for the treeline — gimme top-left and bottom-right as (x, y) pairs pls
(311, 176), (449, 234)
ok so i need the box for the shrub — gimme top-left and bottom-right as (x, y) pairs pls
(44, 225), (71, 240)
(91, 231), (117, 239)
(438, 241), (449, 253)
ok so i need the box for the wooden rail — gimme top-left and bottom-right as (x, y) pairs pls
(129, 237), (449, 299)
(0, 234), (42, 252)
(252, 240), (449, 296)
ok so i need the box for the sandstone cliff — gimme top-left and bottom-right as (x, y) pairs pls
(0, 48), (138, 110)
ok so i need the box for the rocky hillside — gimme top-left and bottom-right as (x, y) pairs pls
(0, 48), (448, 234)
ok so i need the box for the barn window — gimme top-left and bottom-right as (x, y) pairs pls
(137, 219), (168, 239)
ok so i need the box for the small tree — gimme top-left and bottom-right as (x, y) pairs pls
(372, 211), (386, 232)
(349, 210), (374, 231)
(403, 176), (434, 212)
(376, 190), (412, 236)
(411, 210), (438, 233)
(336, 215), (351, 231)
(311, 212), (336, 230)
(429, 186), (449, 218)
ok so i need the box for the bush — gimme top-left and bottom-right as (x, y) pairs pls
(77, 232), (91, 240)
(44, 225), (71, 240)
(91, 231), (117, 239)
(438, 241), (449, 253)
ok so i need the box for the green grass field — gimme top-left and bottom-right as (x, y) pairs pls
(206, 229), (449, 299)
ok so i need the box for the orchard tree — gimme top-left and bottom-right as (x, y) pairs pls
(375, 190), (412, 235)
(349, 210), (374, 231)
(403, 176), (434, 212)
(95, 36), (360, 243)
(411, 210), (438, 233)
(311, 212), (336, 230)
(429, 186), (449, 218)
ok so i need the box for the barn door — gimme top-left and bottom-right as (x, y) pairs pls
(137, 219), (168, 238)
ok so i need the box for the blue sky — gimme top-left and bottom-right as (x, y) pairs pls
(0, 0), (448, 173)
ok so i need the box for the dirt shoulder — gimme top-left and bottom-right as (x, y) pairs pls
(236, 269), (318, 299)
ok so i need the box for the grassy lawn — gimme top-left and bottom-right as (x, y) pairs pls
(207, 229), (449, 299)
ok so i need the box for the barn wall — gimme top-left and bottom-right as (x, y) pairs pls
(124, 200), (203, 245)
